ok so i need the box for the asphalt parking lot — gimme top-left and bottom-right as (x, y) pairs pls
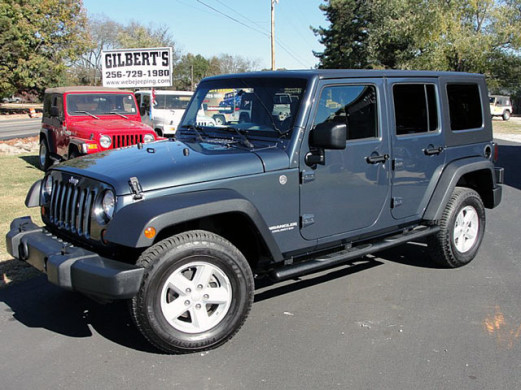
(1, 139), (520, 390)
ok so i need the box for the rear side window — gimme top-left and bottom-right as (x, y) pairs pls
(393, 84), (438, 135)
(447, 84), (483, 131)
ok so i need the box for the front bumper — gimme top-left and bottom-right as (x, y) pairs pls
(6, 217), (144, 300)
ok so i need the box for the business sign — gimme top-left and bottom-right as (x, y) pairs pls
(101, 47), (172, 88)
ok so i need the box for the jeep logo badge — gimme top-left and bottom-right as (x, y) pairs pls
(69, 177), (79, 186)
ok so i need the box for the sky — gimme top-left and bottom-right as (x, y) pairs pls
(82, 0), (327, 70)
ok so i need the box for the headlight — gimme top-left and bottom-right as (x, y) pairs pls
(143, 134), (155, 143)
(99, 135), (112, 148)
(43, 175), (53, 196)
(42, 175), (53, 203)
(101, 190), (115, 220)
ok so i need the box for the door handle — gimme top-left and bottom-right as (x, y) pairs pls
(366, 153), (389, 164)
(424, 145), (444, 155)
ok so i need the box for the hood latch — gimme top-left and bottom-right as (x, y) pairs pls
(129, 177), (143, 200)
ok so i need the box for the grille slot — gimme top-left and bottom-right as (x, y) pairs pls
(48, 179), (95, 238)
(113, 134), (144, 148)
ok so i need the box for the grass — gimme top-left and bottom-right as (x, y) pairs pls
(492, 117), (521, 134)
(0, 153), (43, 286)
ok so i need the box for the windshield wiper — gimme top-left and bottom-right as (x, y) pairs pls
(220, 126), (254, 148)
(74, 111), (99, 119)
(104, 112), (128, 119)
(179, 124), (207, 142)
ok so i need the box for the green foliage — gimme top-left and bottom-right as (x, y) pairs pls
(173, 53), (257, 90)
(314, 0), (521, 92)
(0, 0), (91, 97)
(312, 0), (373, 68)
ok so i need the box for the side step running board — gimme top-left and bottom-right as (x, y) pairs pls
(270, 225), (440, 281)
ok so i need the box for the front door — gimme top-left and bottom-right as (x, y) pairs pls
(388, 80), (446, 220)
(300, 80), (391, 240)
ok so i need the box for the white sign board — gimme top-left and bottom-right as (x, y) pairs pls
(101, 47), (172, 88)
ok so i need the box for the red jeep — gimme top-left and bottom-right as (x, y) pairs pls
(39, 86), (159, 170)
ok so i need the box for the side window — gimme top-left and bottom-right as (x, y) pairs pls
(51, 95), (63, 117)
(393, 84), (438, 135)
(43, 94), (52, 117)
(447, 84), (483, 131)
(314, 85), (378, 141)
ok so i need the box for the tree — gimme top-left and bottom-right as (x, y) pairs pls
(116, 21), (176, 49)
(69, 14), (122, 85)
(313, 0), (521, 92)
(312, 0), (373, 69)
(173, 53), (259, 90)
(173, 54), (211, 90)
(0, 0), (91, 97)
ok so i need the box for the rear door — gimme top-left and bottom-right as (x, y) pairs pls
(388, 79), (446, 220)
(300, 79), (391, 240)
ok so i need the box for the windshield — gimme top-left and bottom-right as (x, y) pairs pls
(179, 77), (307, 138)
(67, 93), (137, 116)
(154, 94), (192, 110)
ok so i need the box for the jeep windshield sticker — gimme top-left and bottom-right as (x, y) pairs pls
(269, 222), (298, 233)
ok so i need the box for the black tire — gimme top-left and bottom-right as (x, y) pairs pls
(502, 110), (511, 121)
(68, 148), (80, 160)
(130, 230), (254, 354)
(427, 187), (485, 268)
(38, 138), (51, 171)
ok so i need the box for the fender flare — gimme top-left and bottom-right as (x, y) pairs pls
(39, 128), (56, 154)
(423, 157), (497, 221)
(104, 189), (283, 261)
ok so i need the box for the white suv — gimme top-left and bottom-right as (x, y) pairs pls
(490, 95), (512, 121)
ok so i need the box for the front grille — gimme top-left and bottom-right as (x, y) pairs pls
(48, 178), (97, 238)
(112, 134), (144, 148)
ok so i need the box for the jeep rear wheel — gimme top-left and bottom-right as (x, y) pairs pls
(502, 110), (511, 121)
(38, 138), (50, 171)
(130, 230), (254, 354)
(428, 187), (485, 268)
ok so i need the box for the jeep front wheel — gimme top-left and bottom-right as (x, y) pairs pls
(38, 138), (51, 171)
(130, 230), (254, 354)
(428, 187), (485, 268)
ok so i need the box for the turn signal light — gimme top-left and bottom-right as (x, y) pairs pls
(144, 227), (156, 239)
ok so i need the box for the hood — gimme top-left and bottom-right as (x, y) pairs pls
(57, 140), (290, 195)
(70, 119), (153, 133)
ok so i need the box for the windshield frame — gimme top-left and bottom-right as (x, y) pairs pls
(179, 76), (308, 141)
(66, 93), (138, 116)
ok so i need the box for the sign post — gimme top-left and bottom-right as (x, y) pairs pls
(101, 47), (173, 88)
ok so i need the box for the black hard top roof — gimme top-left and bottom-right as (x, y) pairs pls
(203, 69), (484, 82)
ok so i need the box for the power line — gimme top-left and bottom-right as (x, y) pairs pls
(196, 0), (309, 68)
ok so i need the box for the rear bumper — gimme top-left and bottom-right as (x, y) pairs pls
(6, 217), (144, 300)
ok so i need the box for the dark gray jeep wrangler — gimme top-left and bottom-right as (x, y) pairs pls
(7, 70), (503, 353)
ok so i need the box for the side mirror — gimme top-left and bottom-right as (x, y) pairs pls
(50, 106), (60, 117)
(310, 122), (347, 150)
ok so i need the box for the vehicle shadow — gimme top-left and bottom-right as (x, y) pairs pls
(0, 275), (157, 354)
(20, 155), (40, 170)
(497, 143), (521, 190)
(254, 257), (384, 303)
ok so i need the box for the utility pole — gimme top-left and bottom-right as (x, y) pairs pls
(271, 0), (278, 70)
